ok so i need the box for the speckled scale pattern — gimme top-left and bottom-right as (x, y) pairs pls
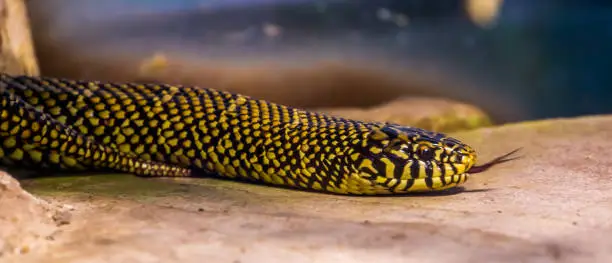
(0, 86), (190, 177)
(0, 74), (477, 195)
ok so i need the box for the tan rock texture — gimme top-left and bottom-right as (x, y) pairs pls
(6, 115), (612, 262)
(317, 96), (493, 132)
(0, 0), (49, 258)
(0, 172), (63, 258)
(0, 0), (39, 75)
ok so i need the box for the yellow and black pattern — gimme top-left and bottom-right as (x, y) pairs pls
(0, 73), (479, 195)
(0, 87), (190, 177)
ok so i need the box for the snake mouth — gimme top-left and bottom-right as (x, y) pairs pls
(467, 148), (522, 174)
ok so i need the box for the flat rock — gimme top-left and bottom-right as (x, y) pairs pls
(8, 115), (612, 263)
(0, 0), (39, 75)
(0, 172), (62, 259)
(316, 96), (493, 132)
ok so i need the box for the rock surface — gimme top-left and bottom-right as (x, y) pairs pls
(0, 0), (48, 257)
(3, 115), (612, 262)
(0, 0), (39, 75)
(0, 172), (64, 258)
(316, 96), (493, 132)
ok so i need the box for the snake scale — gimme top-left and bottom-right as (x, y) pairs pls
(0, 73), (518, 195)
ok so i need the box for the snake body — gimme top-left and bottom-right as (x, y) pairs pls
(0, 73), (487, 195)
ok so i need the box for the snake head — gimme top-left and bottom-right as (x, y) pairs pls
(362, 124), (476, 177)
(346, 123), (522, 194)
(346, 123), (478, 193)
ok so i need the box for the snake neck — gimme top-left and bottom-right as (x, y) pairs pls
(185, 99), (378, 192)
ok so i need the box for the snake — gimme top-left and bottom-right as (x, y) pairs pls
(0, 73), (519, 195)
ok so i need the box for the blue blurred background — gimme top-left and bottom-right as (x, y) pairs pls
(25, 0), (612, 123)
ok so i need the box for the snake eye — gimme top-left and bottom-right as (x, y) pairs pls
(416, 145), (434, 160)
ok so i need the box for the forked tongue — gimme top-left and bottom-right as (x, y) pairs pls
(468, 148), (522, 174)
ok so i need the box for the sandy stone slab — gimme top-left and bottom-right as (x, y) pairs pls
(0, 172), (66, 258)
(316, 96), (492, 132)
(7, 115), (612, 263)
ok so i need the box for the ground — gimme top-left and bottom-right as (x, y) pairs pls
(3, 113), (612, 263)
